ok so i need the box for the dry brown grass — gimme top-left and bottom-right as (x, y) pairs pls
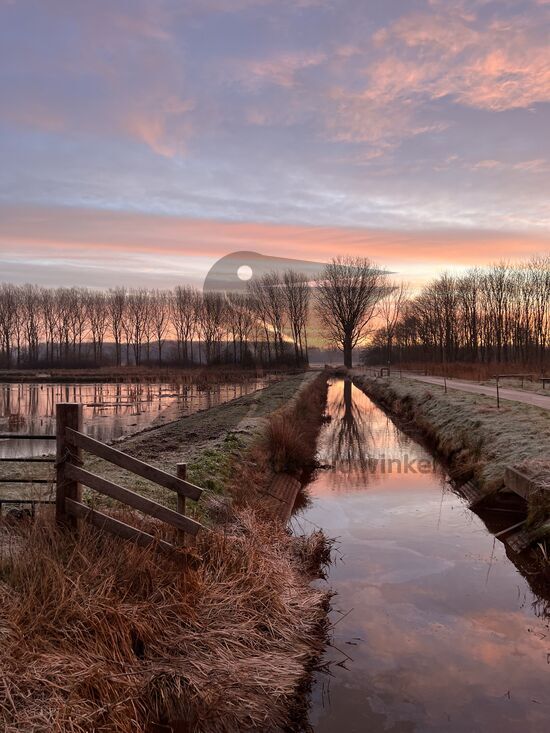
(401, 361), (546, 382)
(0, 507), (329, 733)
(265, 374), (329, 478)
(228, 373), (329, 512)
(0, 373), (332, 732)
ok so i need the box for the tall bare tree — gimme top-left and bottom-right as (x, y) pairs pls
(316, 256), (386, 367)
(379, 279), (408, 367)
(282, 270), (310, 365)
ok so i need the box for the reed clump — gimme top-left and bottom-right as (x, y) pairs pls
(0, 507), (329, 733)
(226, 373), (329, 511)
(263, 373), (329, 477)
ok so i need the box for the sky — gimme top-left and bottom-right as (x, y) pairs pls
(1, 0), (549, 289)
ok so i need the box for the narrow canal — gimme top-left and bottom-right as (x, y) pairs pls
(296, 378), (550, 732)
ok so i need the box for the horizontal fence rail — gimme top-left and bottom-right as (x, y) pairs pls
(55, 403), (204, 550)
(0, 434), (56, 440)
(65, 498), (176, 553)
(0, 478), (54, 484)
(0, 457), (55, 463)
(65, 463), (202, 536)
(1, 403), (205, 550)
(0, 498), (56, 517)
(65, 428), (203, 501)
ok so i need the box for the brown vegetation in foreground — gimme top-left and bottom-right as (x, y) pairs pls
(0, 511), (328, 733)
(0, 373), (332, 732)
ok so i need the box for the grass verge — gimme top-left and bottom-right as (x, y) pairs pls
(354, 374), (550, 543)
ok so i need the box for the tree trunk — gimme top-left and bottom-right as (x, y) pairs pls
(343, 336), (353, 368)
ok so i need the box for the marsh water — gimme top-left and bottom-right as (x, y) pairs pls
(297, 379), (550, 732)
(0, 378), (271, 459)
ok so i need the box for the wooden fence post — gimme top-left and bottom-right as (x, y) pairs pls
(56, 403), (83, 528)
(176, 462), (187, 545)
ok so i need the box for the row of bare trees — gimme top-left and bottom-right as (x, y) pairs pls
(0, 272), (313, 369)
(367, 257), (550, 369)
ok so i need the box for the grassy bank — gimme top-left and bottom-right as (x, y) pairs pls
(0, 372), (331, 732)
(353, 374), (550, 544)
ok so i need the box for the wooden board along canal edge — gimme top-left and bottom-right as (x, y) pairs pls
(264, 473), (302, 523)
(455, 469), (550, 554)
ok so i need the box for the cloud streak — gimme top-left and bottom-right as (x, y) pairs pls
(0, 0), (548, 285)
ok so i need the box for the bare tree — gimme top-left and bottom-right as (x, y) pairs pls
(316, 256), (386, 368)
(150, 290), (170, 366)
(282, 270), (310, 365)
(108, 288), (126, 367)
(199, 292), (226, 364)
(126, 289), (149, 366)
(171, 286), (198, 364)
(0, 284), (16, 368)
(379, 279), (408, 367)
(87, 291), (109, 364)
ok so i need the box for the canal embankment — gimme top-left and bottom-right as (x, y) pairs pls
(297, 377), (550, 732)
(353, 373), (550, 557)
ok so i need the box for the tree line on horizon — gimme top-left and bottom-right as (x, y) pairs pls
(367, 256), (550, 369)
(0, 271), (313, 369)
(2, 255), (549, 372)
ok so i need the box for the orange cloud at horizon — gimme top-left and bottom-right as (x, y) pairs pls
(1, 205), (548, 288)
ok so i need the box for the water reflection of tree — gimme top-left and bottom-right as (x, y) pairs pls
(322, 379), (377, 481)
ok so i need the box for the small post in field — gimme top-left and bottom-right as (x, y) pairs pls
(176, 462), (187, 545)
(496, 377), (500, 409)
(56, 402), (83, 528)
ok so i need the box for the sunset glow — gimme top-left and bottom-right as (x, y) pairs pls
(1, 0), (549, 285)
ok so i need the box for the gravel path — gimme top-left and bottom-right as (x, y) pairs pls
(403, 372), (550, 410)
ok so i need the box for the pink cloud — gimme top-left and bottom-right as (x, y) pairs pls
(370, 5), (550, 112)
(1, 206), (548, 283)
(231, 51), (326, 89)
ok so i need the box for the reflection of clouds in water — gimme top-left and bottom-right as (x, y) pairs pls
(0, 379), (269, 458)
(317, 379), (446, 491)
(321, 569), (550, 732)
(305, 378), (550, 732)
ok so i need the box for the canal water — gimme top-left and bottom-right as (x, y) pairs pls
(296, 379), (550, 733)
(0, 378), (271, 459)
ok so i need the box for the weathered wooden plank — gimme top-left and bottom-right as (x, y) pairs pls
(0, 478), (55, 484)
(176, 462), (187, 546)
(457, 480), (486, 508)
(65, 428), (203, 501)
(266, 473), (301, 522)
(0, 457), (55, 463)
(56, 403), (83, 528)
(65, 498), (176, 552)
(507, 520), (550, 553)
(65, 464), (202, 536)
(494, 519), (526, 538)
(506, 529), (536, 553)
(504, 466), (547, 500)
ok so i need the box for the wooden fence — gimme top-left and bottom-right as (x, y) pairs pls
(0, 402), (204, 550)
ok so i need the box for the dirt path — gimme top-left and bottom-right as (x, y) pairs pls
(402, 372), (550, 410)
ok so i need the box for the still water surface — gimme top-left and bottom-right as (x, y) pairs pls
(297, 379), (549, 733)
(0, 378), (271, 459)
